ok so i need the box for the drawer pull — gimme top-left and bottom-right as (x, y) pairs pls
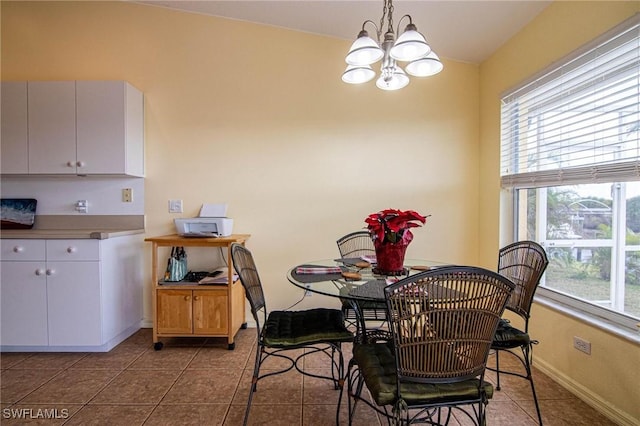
(66, 247), (77, 254)
(13, 246), (24, 253)
(35, 269), (45, 276)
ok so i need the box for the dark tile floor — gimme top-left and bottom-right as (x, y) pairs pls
(1, 328), (616, 425)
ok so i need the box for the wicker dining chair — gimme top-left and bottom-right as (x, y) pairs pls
(345, 266), (515, 425)
(230, 243), (354, 426)
(488, 240), (549, 425)
(336, 231), (387, 326)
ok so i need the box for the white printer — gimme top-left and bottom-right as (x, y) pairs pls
(174, 203), (234, 237)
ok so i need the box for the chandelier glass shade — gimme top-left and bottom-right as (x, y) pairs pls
(342, 0), (443, 90)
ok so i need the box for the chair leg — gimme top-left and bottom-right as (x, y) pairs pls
(243, 346), (263, 426)
(522, 344), (543, 425)
(495, 349), (502, 391)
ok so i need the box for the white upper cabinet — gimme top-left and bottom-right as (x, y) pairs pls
(1, 80), (144, 177)
(28, 81), (77, 174)
(76, 81), (144, 176)
(1, 82), (29, 174)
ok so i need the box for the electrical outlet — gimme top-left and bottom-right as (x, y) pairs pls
(573, 336), (591, 355)
(304, 284), (312, 297)
(122, 188), (132, 202)
(168, 200), (183, 213)
(75, 200), (88, 214)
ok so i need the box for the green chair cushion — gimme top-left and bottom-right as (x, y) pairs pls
(264, 308), (354, 347)
(353, 342), (493, 407)
(492, 319), (530, 349)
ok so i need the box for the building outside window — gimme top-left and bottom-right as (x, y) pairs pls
(500, 15), (640, 333)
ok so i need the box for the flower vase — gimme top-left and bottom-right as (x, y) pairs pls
(374, 241), (409, 276)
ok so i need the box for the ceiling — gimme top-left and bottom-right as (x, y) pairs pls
(135, 0), (552, 64)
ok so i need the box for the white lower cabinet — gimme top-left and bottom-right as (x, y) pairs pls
(0, 261), (49, 346)
(47, 260), (101, 346)
(0, 237), (143, 351)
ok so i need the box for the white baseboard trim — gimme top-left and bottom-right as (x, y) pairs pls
(534, 358), (638, 426)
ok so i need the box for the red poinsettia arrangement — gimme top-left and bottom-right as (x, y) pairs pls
(365, 209), (428, 245)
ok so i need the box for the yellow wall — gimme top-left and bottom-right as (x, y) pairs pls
(479, 1), (640, 423)
(1, 2), (479, 314)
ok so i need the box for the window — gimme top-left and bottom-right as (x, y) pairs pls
(500, 14), (640, 333)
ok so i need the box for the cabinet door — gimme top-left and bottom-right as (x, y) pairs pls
(156, 289), (193, 334)
(76, 81), (126, 174)
(46, 261), (102, 346)
(28, 81), (77, 174)
(1, 82), (28, 174)
(0, 262), (48, 346)
(193, 289), (228, 335)
(76, 81), (144, 176)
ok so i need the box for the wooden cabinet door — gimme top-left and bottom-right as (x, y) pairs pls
(193, 289), (228, 335)
(1, 82), (28, 174)
(0, 261), (48, 346)
(28, 81), (77, 174)
(46, 261), (102, 346)
(157, 289), (193, 334)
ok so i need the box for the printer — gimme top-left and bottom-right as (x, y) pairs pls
(174, 203), (234, 237)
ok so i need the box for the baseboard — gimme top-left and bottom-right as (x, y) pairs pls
(534, 358), (638, 426)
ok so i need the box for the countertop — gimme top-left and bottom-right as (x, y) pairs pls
(0, 215), (145, 240)
(0, 228), (144, 240)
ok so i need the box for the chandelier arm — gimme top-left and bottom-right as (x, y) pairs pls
(395, 14), (413, 35)
(361, 19), (382, 42)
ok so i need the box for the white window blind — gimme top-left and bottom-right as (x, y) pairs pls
(501, 14), (640, 189)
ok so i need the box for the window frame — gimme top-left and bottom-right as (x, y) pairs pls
(500, 14), (640, 340)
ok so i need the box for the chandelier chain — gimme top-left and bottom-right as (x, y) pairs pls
(377, 0), (387, 40)
(387, 0), (394, 34)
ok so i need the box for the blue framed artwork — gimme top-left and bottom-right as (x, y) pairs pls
(1, 198), (37, 229)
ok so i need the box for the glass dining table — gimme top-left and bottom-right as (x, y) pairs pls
(287, 257), (451, 340)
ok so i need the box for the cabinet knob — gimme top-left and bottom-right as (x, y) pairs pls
(76, 161), (86, 168)
(35, 269), (45, 276)
(194, 295), (200, 301)
(66, 161), (75, 168)
(13, 246), (24, 253)
(66, 246), (77, 254)
(184, 296), (191, 301)
(46, 269), (54, 276)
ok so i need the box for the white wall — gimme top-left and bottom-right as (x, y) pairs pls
(1, 177), (144, 215)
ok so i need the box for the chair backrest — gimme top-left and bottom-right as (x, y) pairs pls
(384, 266), (515, 384)
(231, 243), (267, 325)
(497, 240), (549, 321)
(336, 231), (375, 258)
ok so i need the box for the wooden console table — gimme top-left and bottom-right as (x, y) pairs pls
(145, 234), (251, 350)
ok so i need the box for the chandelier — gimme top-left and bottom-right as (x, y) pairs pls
(342, 0), (443, 91)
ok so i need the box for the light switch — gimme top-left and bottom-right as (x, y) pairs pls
(169, 200), (183, 213)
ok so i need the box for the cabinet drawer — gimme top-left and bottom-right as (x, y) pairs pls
(46, 240), (99, 261)
(1, 240), (45, 261)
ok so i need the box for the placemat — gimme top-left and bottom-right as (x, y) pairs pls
(348, 279), (387, 300)
(291, 264), (345, 283)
